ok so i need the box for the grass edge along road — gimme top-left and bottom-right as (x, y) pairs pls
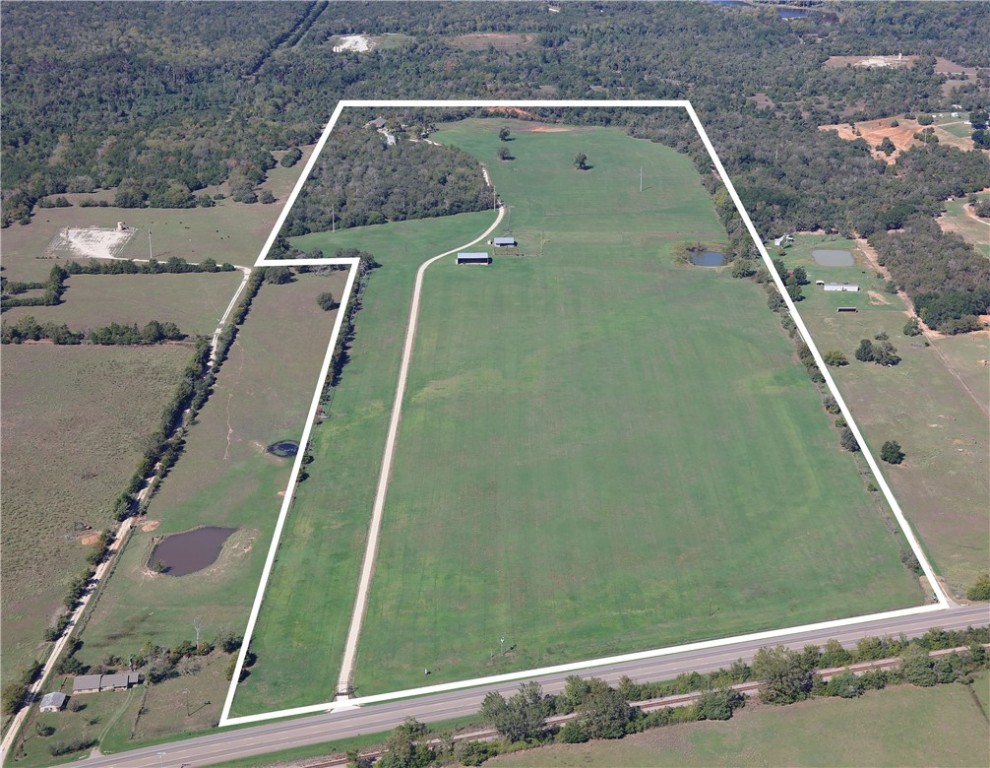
(231, 114), (928, 720)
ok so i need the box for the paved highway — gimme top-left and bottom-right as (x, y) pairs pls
(64, 603), (988, 768)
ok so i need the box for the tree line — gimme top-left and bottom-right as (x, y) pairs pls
(357, 625), (990, 767)
(1, 316), (185, 346)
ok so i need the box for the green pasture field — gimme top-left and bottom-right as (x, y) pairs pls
(230, 210), (498, 717)
(0, 344), (193, 686)
(792, 261), (989, 593)
(74, 273), (345, 682)
(1, 191), (293, 283)
(351, 120), (921, 694)
(3, 271), (244, 336)
(938, 193), (990, 258)
(234, 117), (921, 714)
(491, 675), (990, 768)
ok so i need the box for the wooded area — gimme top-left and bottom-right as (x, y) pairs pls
(2, 2), (988, 328)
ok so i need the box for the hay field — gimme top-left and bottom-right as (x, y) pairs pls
(74, 272), (345, 676)
(230, 210), (498, 717)
(234, 119), (921, 712)
(3, 272), (244, 337)
(0, 344), (193, 684)
(787, 235), (990, 593)
(351, 121), (921, 694)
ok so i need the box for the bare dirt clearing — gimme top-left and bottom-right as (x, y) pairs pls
(448, 33), (537, 52)
(47, 225), (135, 259)
(820, 116), (979, 163)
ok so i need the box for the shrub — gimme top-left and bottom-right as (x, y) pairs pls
(967, 573), (990, 601)
(880, 440), (904, 464)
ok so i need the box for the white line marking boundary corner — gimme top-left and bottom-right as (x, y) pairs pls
(219, 99), (948, 728)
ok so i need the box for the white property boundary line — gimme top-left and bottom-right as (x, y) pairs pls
(219, 99), (948, 728)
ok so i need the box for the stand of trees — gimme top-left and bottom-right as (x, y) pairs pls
(282, 122), (490, 235)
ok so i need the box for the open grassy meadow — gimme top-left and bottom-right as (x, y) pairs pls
(937, 192), (990, 258)
(0, 345), (193, 686)
(75, 272), (345, 676)
(786, 235), (990, 594)
(234, 117), (921, 713)
(491, 676), (990, 767)
(4, 271), (244, 337)
(350, 120), (921, 693)
(230, 210), (498, 716)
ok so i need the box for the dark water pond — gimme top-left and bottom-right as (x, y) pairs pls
(266, 440), (299, 457)
(778, 8), (810, 19)
(690, 252), (726, 267)
(149, 527), (236, 576)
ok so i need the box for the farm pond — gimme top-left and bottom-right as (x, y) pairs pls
(690, 251), (725, 267)
(812, 248), (855, 266)
(149, 526), (237, 576)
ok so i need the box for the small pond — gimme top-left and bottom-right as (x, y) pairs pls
(690, 251), (726, 267)
(149, 527), (236, 576)
(812, 249), (855, 267)
(778, 8), (810, 19)
(266, 440), (299, 457)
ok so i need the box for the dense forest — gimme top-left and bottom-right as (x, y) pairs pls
(282, 118), (491, 234)
(2, 1), (988, 326)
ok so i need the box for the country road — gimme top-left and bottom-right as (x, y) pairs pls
(54, 603), (989, 768)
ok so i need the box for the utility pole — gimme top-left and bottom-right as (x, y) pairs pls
(331, 204), (336, 233)
(148, 230), (153, 260)
(640, 167), (643, 193)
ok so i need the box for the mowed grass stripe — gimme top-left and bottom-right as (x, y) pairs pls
(351, 120), (921, 693)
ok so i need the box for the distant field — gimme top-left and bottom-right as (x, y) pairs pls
(0, 344), (193, 685)
(234, 118), (921, 714)
(75, 273), (345, 679)
(491, 676), (990, 767)
(938, 192), (990, 258)
(231, 210), (497, 717)
(789, 233), (990, 593)
(3, 272), (244, 336)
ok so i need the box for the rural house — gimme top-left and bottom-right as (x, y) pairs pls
(39, 692), (67, 713)
(823, 283), (859, 292)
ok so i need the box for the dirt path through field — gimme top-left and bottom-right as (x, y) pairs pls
(856, 238), (989, 419)
(335, 203), (506, 697)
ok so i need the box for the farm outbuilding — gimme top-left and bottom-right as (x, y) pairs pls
(457, 252), (491, 265)
(72, 672), (140, 694)
(493, 237), (517, 247)
(823, 283), (859, 292)
(837, 306), (858, 313)
(39, 692), (67, 713)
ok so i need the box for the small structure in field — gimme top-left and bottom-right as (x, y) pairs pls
(39, 692), (67, 713)
(823, 283), (859, 292)
(457, 252), (491, 265)
(815, 280), (826, 286)
(836, 306), (858, 313)
(493, 237), (517, 248)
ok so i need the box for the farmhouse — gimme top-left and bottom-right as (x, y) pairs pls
(823, 283), (859, 292)
(493, 237), (517, 247)
(72, 672), (140, 694)
(365, 117), (387, 129)
(456, 252), (491, 265)
(39, 692), (67, 713)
